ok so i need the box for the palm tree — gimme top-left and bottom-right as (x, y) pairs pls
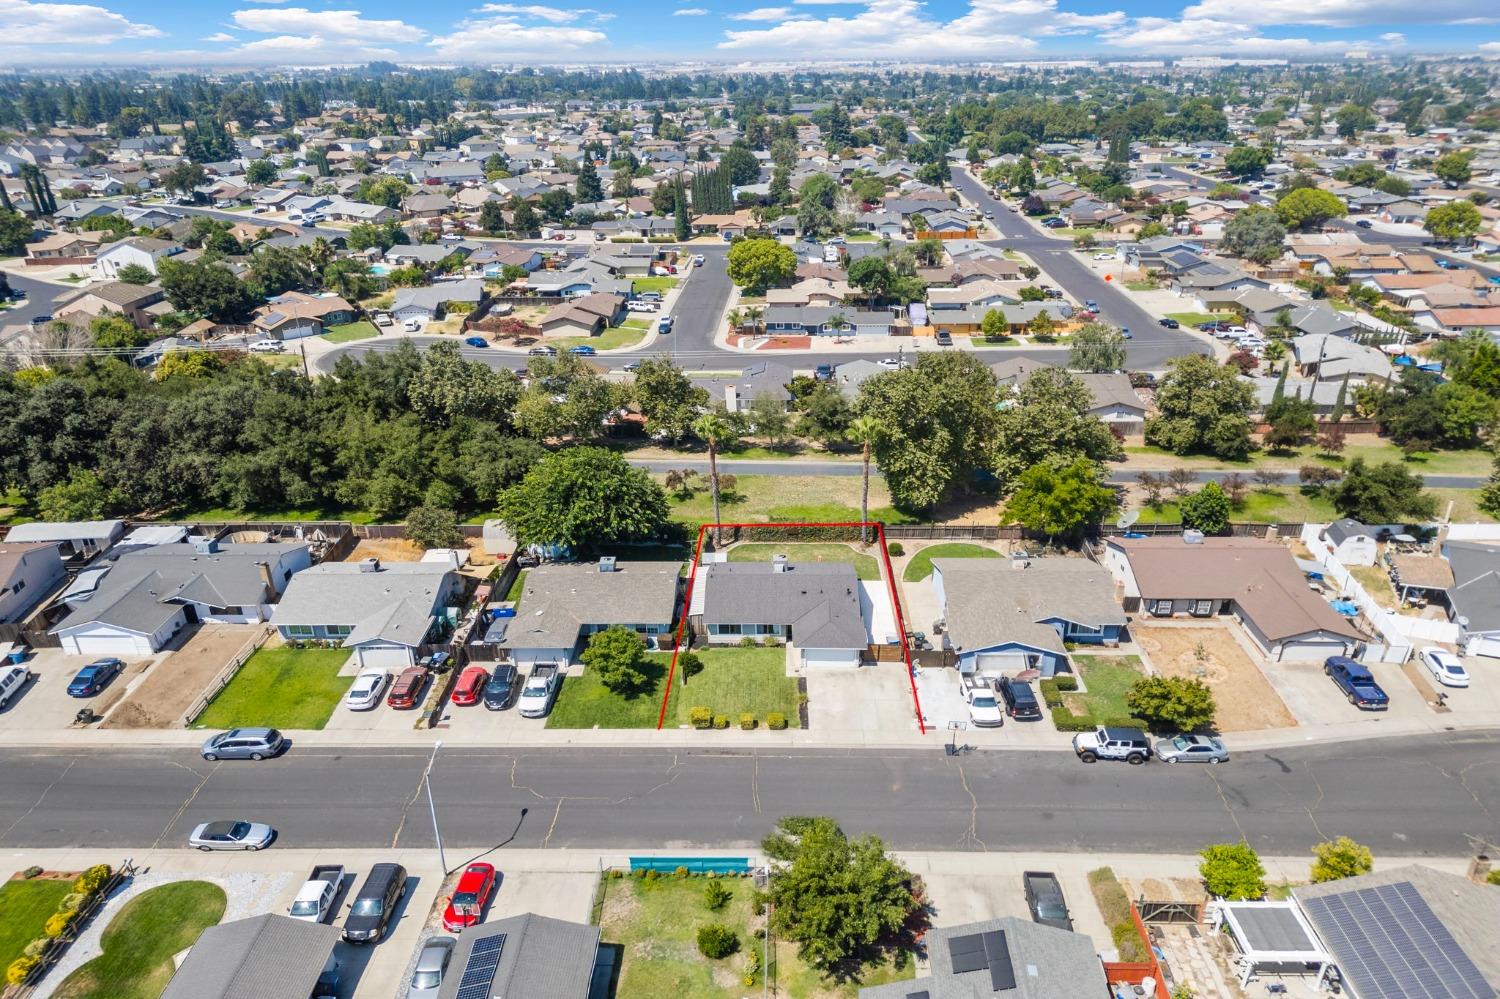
(726, 308), (745, 333)
(692, 412), (732, 544)
(304, 236), (335, 270)
(848, 415), (882, 544)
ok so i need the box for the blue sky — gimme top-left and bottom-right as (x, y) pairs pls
(1, 0), (1497, 66)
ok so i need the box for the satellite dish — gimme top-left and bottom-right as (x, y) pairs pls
(1117, 509), (1141, 530)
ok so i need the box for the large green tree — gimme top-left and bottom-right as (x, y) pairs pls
(1067, 322), (1127, 373)
(579, 627), (650, 695)
(726, 237), (796, 292)
(1425, 201), (1483, 243)
(498, 447), (669, 550)
(992, 367), (1122, 484)
(1220, 205), (1287, 264)
(1328, 458), (1437, 523)
(1145, 355), (1255, 459)
(632, 357), (708, 443)
(1006, 456), (1117, 539)
(157, 258), (260, 322)
(1199, 843), (1267, 900)
(1275, 188), (1347, 230)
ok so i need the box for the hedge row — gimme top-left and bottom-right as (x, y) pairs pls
(1087, 867), (1149, 963)
(5, 865), (113, 985)
(688, 707), (788, 730)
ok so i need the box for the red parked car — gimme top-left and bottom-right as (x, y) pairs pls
(450, 665), (490, 706)
(387, 667), (428, 710)
(441, 863), (497, 932)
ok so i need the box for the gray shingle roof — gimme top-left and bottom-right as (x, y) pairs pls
(506, 561), (682, 652)
(160, 914), (339, 999)
(438, 912), (600, 999)
(1445, 541), (1500, 632)
(700, 562), (866, 649)
(272, 561), (457, 647)
(859, 917), (1107, 999)
(935, 559), (1125, 656)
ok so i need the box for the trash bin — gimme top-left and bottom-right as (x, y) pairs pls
(6, 649), (25, 665)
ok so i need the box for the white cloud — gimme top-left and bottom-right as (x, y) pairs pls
(427, 16), (607, 59)
(673, 6), (709, 12)
(0, 0), (160, 44)
(729, 5), (798, 19)
(792, 0), (867, 4)
(478, 3), (584, 21)
(1481, 40), (1500, 50)
(1098, 16), (1351, 54)
(201, 30), (236, 41)
(1179, 0), (1493, 27)
(230, 6), (427, 42)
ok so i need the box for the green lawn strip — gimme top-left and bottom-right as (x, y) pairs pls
(672, 646), (801, 727)
(53, 881), (227, 999)
(1087, 868), (1149, 963)
(631, 276), (680, 294)
(664, 474), (917, 527)
(504, 569), (527, 602)
(172, 504), (379, 524)
(553, 324), (650, 350)
(902, 543), (1000, 582)
(193, 647), (354, 731)
(1124, 280), (1158, 291)
(1064, 656), (1145, 722)
(1164, 312), (1225, 328)
(600, 873), (907, 998)
(728, 542), (881, 581)
(0, 878), (72, 971)
(321, 321), (380, 343)
(1124, 441), (1492, 478)
(546, 654), (669, 729)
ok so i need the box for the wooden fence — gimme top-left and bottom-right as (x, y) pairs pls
(10, 860), (137, 997)
(182, 625), (273, 726)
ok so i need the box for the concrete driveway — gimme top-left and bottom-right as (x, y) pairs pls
(805, 663), (923, 738)
(0, 648), (154, 732)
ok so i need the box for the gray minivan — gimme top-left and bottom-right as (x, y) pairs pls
(343, 863), (408, 943)
(200, 728), (286, 761)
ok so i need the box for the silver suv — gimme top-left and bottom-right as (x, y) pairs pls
(1072, 726), (1152, 765)
(201, 728), (286, 761)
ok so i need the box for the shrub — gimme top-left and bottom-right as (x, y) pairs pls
(738, 636), (758, 648)
(703, 879), (732, 911)
(7, 956), (39, 986)
(739, 713), (757, 730)
(22, 866), (42, 879)
(72, 864), (112, 896)
(1488, 870), (1500, 886)
(1127, 675), (1216, 732)
(1088, 867), (1147, 962)
(645, 869), (659, 880)
(43, 911), (73, 938)
(1038, 678), (1064, 707)
(22, 939), (49, 959)
(1310, 836), (1373, 883)
(1200, 843), (1267, 900)
(609, 869), (624, 879)
(1053, 674), (1078, 692)
(1050, 705), (1095, 731)
(674, 866), (690, 879)
(713, 714), (730, 729)
(60, 892), (87, 912)
(689, 706), (713, 729)
(697, 923), (739, 959)
(766, 711), (788, 730)
(887, 542), (905, 556)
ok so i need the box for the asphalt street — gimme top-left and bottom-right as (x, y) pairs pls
(0, 732), (1496, 856)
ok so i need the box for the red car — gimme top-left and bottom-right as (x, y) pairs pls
(450, 665), (490, 706)
(441, 863), (497, 932)
(387, 667), (428, 710)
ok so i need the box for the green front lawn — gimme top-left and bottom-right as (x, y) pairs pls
(1124, 280), (1158, 291)
(0, 877), (72, 972)
(53, 881), (227, 999)
(902, 542), (1000, 582)
(1164, 312), (1225, 328)
(1125, 440), (1494, 478)
(553, 319), (651, 351)
(1064, 656), (1145, 723)
(663, 474), (915, 527)
(546, 654), (669, 729)
(322, 321), (380, 343)
(728, 542), (881, 581)
(632, 276), (680, 294)
(599, 870), (910, 998)
(668, 646), (801, 727)
(193, 647), (354, 731)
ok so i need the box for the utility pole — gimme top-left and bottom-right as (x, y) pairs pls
(423, 740), (447, 876)
(299, 342), (309, 379)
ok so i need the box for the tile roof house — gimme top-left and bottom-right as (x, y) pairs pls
(689, 560), (869, 668)
(272, 557), (462, 669)
(1102, 536), (1362, 661)
(495, 560), (681, 667)
(859, 917), (1108, 999)
(932, 558), (1126, 677)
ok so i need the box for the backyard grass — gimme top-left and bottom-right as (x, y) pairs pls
(669, 646), (801, 728)
(662, 474), (915, 526)
(1064, 656), (1145, 723)
(902, 542), (1000, 582)
(321, 320), (380, 343)
(53, 880), (227, 999)
(173, 503), (380, 524)
(0, 876), (73, 972)
(599, 870), (910, 998)
(728, 542), (881, 580)
(504, 568), (527, 602)
(1124, 439), (1493, 477)
(193, 647), (354, 731)
(1131, 487), (1336, 527)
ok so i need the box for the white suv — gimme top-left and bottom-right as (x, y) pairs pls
(248, 339), (285, 354)
(1072, 726), (1152, 765)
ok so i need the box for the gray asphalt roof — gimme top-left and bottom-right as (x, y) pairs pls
(1232, 904), (1318, 953)
(859, 917), (1107, 999)
(505, 561), (682, 652)
(1444, 541), (1500, 632)
(6, 520), (123, 544)
(160, 914), (339, 999)
(699, 562), (866, 650)
(934, 559), (1125, 656)
(272, 561), (456, 647)
(437, 912), (600, 999)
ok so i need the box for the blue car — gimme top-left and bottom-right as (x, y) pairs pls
(463, 336), (488, 348)
(1120, 327), (1133, 339)
(1324, 657), (1389, 711)
(570, 345), (597, 356)
(67, 658), (124, 698)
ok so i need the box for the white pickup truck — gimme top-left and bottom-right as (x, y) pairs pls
(518, 664), (562, 718)
(289, 864), (344, 923)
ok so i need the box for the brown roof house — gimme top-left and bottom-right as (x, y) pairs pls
(252, 291), (357, 341)
(538, 292), (625, 339)
(25, 231), (103, 266)
(1101, 536), (1362, 661)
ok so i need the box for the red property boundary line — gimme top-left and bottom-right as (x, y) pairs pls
(655, 521), (926, 735)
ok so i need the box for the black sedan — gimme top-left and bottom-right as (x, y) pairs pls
(1157, 317), (1180, 329)
(483, 663), (521, 710)
(67, 658), (124, 698)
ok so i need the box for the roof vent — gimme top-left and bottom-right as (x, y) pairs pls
(599, 556), (617, 572)
(360, 557), (380, 572)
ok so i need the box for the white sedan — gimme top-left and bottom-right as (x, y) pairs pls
(189, 820), (274, 851)
(1419, 647), (1470, 688)
(345, 667), (391, 711)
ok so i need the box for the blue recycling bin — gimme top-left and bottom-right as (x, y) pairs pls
(7, 649), (27, 665)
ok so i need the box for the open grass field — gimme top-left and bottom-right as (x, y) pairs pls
(727, 542), (881, 580)
(173, 503), (380, 524)
(193, 647), (353, 731)
(321, 321), (380, 343)
(901, 542), (1000, 582)
(0, 876), (73, 972)
(1124, 439), (1494, 478)
(663, 474), (916, 526)
(53, 881), (227, 999)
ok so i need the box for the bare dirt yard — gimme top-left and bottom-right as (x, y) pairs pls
(349, 537), (425, 563)
(1133, 624), (1297, 732)
(102, 624), (261, 729)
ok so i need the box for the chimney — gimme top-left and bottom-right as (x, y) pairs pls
(256, 560), (276, 596)
(360, 557), (380, 573)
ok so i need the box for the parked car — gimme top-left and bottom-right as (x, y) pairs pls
(188, 820), (274, 851)
(482, 663), (520, 710)
(623, 361), (640, 373)
(1120, 327), (1132, 339)
(996, 676), (1041, 720)
(528, 345), (557, 356)
(1153, 733), (1229, 764)
(570, 345), (597, 356)
(518, 664), (562, 718)
(408, 936), (455, 998)
(1023, 871), (1073, 931)
(29, 314), (52, 325)
(450, 665), (490, 706)
(1324, 657), (1390, 710)
(1355, 219), (1374, 229)
(345, 668), (390, 711)
(201, 728), (286, 761)
(403, 319), (422, 332)
(289, 864), (345, 923)
(1084, 300), (1098, 311)
(343, 863), (408, 944)
(1419, 647), (1470, 688)
(814, 364), (834, 381)
(1158, 317), (1180, 329)
(0, 664), (35, 708)
(1072, 726), (1151, 764)
(657, 315), (674, 333)
(693, 254), (705, 265)
(935, 330), (954, 346)
(66, 658), (123, 697)
(964, 679), (1004, 728)
(374, 314), (393, 327)
(248, 339), (285, 354)
(463, 336), (488, 348)
(441, 862), (497, 931)
(1092, 251), (1113, 260)
(387, 667), (429, 710)
(878, 357), (904, 369)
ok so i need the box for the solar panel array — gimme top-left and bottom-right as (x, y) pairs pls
(1301, 882), (1495, 999)
(946, 930), (1016, 992)
(453, 933), (507, 999)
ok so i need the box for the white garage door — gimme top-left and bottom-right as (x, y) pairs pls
(64, 633), (153, 657)
(974, 652), (1029, 674)
(1466, 636), (1500, 659)
(800, 648), (859, 669)
(355, 645), (414, 669)
(1278, 639), (1348, 662)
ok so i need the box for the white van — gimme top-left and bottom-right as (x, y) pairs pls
(0, 664), (33, 709)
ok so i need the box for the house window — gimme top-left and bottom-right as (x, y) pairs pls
(1067, 622), (1102, 637)
(286, 625), (315, 638)
(714, 624), (743, 636)
(1192, 600), (1214, 617)
(1150, 600), (1174, 616)
(325, 625), (352, 638)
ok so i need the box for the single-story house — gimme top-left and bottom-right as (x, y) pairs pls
(1319, 519), (1378, 567)
(0, 541), (66, 624)
(93, 236), (181, 281)
(54, 281), (167, 329)
(932, 558), (1125, 677)
(272, 557), (462, 668)
(859, 917), (1108, 999)
(694, 361), (795, 414)
(252, 291), (357, 340)
(435, 913), (602, 999)
(1102, 536), (1363, 661)
(391, 279), (485, 322)
(25, 231), (103, 266)
(1442, 540), (1500, 658)
(1291, 334), (1394, 384)
(5, 519), (124, 558)
(322, 199), (400, 224)
(763, 306), (896, 337)
(538, 292), (625, 339)
(160, 914), (340, 999)
(496, 560), (681, 667)
(689, 560), (867, 669)
(51, 540), (312, 656)
(1075, 372), (1147, 430)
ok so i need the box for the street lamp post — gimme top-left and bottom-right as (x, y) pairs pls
(423, 740), (448, 876)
